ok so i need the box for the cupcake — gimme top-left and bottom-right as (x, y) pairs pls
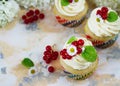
(0, 0), (20, 28)
(53, 0), (88, 28)
(60, 36), (98, 80)
(84, 7), (120, 48)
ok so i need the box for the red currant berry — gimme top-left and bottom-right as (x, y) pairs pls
(52, 51), (59, 60)
(44, 51), (51, 56)
(22, 15), (27, 20)
(66, 55), (72, 60)
(48, 66), (55, 73)
(33, 15), (38, 21)
(101, 13), (107, 20)
(46, 45), (52, 51)
(62, 55), (67, 59)
(46, 54), (52, 59)
(101, 7), (108, 13)
(77, 47), (82, 54)
(39, 13), (45, 19)
(24, 19), (29, 24)
(69, 0), (73, 3)
(72, 41), (78, 47)
(43, 55), (47, 60)
(26, 11), (33, 17)
(60, 49), (67, 55)
(96, 10), (102, 15)
(62, 49), (68, 56)
(52, 56), (57, 60)
(35, 9), (40, 15)
(29, 10), (34, 15)
(45, 59), (51, 64)
(78, 39), (84, 46)
(52, 51), (59, 57)
(28, 17), (34, 23)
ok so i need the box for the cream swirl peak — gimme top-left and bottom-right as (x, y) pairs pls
(60, 36), (97, 70)
(88, 7), (120, 37)
(55, 0), (85, 16)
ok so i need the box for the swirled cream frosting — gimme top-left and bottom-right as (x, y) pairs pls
(88, 7), (120, 37)
(55, 0), (85, 16)
(61, 37), (97, 70)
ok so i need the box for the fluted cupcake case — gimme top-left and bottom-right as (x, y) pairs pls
(84, 7), (120, 48)
(92, 35), (118, 49)
(61, 59), (98, 80)
(60, 36), (98, 80)
(53, 0), (88, 28)
(85, 25), (119, 49)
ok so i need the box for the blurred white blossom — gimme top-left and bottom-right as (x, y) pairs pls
(93, 0), (120, 11)
(15, 0), (54, 10)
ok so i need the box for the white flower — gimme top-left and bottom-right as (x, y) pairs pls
(67, 45), (77, 56)
(93, 0), (120, 11)
(15, 0), (54, 10)
(28, 67), (38, 76)
(0, 0), (19, 27)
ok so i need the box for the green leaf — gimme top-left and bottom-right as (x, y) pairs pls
(61, 0), (70, 6)
(107, 11), (118, 22)
(81, 46), (97, 62)
(22, 58), (34, 68)
(67, 36), (77, 44)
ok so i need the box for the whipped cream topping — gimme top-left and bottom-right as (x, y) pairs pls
(0, 0), (19, 27)
(62, 37), (93, 70)
(88, 7), (120, 37)
(55, 0), (85, 16)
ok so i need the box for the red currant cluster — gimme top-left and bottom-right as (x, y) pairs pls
(60, 49), (72, 59)
(48, 66), (55, 73)
(43, 45), (59, 73)
(22, 9), (45, 24)
(96, 7), (108, 20)
(60, 39), (84, 60)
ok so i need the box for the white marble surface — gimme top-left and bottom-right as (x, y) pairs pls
(0, 9), (120, 86)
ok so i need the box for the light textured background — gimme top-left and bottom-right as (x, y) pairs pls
(0, 8), (120, 86)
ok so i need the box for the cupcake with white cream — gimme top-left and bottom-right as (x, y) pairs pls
(84, 7), (120, 48)
(0, 0), (20, 28)
(60, 36), (98, 80)
(53, 0), (88, 27)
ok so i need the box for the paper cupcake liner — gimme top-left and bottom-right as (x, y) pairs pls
(95, 35), (118, 49)
(85, 34), (118, 49)
(63, 70), (94, 80)
(56, 16), (86, 28)
(60, 57), (98, 80)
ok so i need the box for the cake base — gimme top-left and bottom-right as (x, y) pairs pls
(95, 35), (118, 49)
(60, 57), (98, 80)
(64, 70), (94, 80)
(56, 16), (86, 28)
